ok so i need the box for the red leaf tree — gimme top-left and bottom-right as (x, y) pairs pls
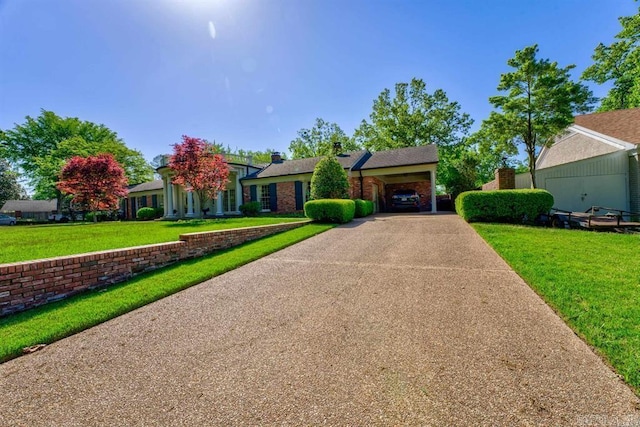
(57, 154), (128, 221)
(169, 135), (230, 215)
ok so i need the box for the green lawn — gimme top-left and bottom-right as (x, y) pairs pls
(473, 223), (640, 393)
(0, 223), (334, 362)
(0, 217), (304, 264)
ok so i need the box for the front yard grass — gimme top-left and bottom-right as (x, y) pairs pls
(473, 223), (640, 393)
(0, 217), (303, 264)
(0, 223), (334, 363)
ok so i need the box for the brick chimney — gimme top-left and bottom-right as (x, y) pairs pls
(495, 167), (515, 189)
(271, 152), (283, 163)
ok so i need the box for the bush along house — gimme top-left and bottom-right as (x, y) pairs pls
(155, 146), (439, 218)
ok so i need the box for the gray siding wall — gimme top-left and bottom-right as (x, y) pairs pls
(629, 153), (640, 213)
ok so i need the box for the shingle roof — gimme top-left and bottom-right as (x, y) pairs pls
(128, 180), (163, 193)
(358, 145), (438, 170)
(1, 199), (57, 213)
(249, 150), (369, 178)
(574, 108), (640, 145)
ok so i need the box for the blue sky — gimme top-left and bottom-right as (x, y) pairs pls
(0, 0), (637, 163)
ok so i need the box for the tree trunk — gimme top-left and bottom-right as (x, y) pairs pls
(528, 151), (537, 189)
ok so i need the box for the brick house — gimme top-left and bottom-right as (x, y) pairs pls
(240, 145), (439, 214)
(156, 154), (263, 218)
(122, 180), (165, 219)
(155, 145), (438, 218)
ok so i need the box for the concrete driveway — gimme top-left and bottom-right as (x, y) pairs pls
(1, 213), (639, 426)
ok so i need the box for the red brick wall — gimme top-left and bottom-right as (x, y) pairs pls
(0, 220), (309, 316)
(349, 177), (386, 211)
(276, 182), (297, 212)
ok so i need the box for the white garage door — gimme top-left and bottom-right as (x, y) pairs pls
(544, 174), (628, 212)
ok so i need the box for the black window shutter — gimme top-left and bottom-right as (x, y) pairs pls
(250, 185), (257, 202)
(269, 183), (277, 211)
(151, 194), (158, 208)
(295, 181), (303, 210)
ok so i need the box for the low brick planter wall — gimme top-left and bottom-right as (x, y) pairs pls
(0, 220), (309, 316)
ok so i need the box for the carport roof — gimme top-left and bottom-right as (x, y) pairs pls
(242, 145), (439, 180)
(358, 145), (438, 170)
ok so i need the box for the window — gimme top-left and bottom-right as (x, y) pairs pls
(223, 189), (236, 212)
(304, 182), (311, 202)
(260, 185), (270, 210)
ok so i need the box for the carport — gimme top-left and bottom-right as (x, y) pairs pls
(354, 145), (438, 213)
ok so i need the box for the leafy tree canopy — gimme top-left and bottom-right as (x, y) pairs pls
(169, 135), (230, 210)
(1, 110), (153, 199)
(354, 78), (473, 151)
(57, 154), (128, 221)
(0, 159), (27, 207)
(310, 156), (349, 199)
(289, 118), (360, 159)
(481, 45), (595, 188)
(353, 77), (473, 194)
(582, 6), (640, 111)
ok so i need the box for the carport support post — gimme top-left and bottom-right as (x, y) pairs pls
(431, 169), (437, 213)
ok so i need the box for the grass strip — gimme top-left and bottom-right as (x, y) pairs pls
(0, 223), (334, 363)
(0, 217), (303, 264)
(473, 223), (640, 393)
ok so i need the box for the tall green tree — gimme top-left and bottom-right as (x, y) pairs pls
(310, 156), (349, 199)
(1, 110), (153, 200)
(289, 118), (360, 159)
(353, 78), (473, 193)
(481, 45), (594, 188)
(582, 6), (640, 111)
(0, 159), (26, 207)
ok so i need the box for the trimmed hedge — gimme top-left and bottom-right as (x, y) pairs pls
(239, 201), (261, 217)
(304, 199), (355, 224)
(137, 207), (157, 221)
(354, 199), (374, 218)
(456, 189), (554, 223)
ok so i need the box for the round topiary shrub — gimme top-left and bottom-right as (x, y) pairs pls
(137, 207), (157, 221)
(310, 156), (349, 200)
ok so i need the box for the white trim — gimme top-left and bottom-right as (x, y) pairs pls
(537, 124), (637, 170)
(570, 124), (637, 150)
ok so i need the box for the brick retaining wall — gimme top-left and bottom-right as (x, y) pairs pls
(0, 220), (309, 316)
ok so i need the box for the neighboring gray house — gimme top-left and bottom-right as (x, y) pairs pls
(515, 108), (640, 213)
(0, 199), (57, 220)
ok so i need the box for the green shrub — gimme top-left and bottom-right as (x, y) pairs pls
(239, 201), (261, 217)
(304, 199), (355, 223)
(137, 207), (156, 221)
(310, 156), (349, 199)
(154, 207), (164, 218)
(456, 189), (554, 223)
(85, 211), (112, 222)
(354, 199), (374, 217)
